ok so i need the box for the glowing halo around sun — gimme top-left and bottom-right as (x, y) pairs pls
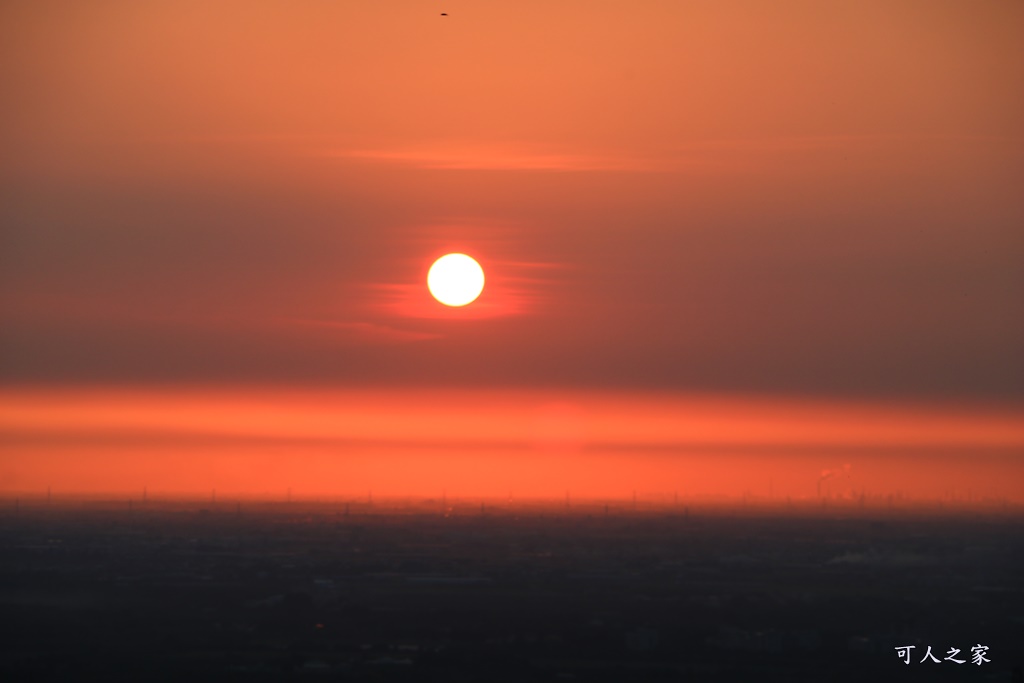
(427, 253), (485, 306)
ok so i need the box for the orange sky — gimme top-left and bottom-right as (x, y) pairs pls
(1, 1), (1022, 500)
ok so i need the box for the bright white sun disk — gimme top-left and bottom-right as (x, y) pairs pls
(427, 253), (485, 306)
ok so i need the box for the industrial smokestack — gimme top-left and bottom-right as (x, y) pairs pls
(817, 463), (852, 498)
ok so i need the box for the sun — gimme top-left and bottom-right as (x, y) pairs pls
(427, 253), (485, 307)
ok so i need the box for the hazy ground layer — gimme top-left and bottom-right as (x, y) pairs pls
(1, 502), (1021, 682)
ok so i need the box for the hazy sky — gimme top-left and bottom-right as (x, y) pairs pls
(2, 0), (1022, 399)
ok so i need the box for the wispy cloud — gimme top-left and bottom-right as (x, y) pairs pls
(281, 318), (442, 343)
(367, 282), (536, 320)
(321, 136), (919, 173)
(330, 134), (1024, 174)
(324, 144), (671, 172)
(4, 390), (1022, 452)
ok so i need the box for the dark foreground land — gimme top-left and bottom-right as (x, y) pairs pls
(1, 500), (1021, 682)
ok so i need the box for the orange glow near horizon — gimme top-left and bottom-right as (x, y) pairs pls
(2, 388), (1021, 503)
